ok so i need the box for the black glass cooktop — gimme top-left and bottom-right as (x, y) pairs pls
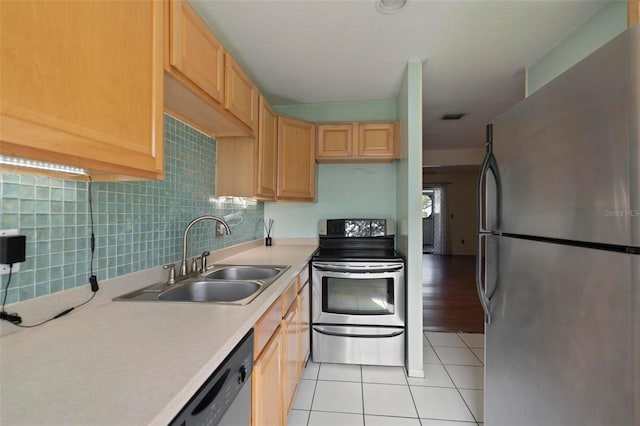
(313, 235), (404, 262)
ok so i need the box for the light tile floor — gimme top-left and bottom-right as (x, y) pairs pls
(287, 331), (484, 426)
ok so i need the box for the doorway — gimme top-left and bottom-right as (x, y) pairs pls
(422, 168), (483, 333)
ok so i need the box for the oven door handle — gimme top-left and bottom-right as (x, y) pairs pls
(312, 264), (404, 273)
(312, 325), (404, 338)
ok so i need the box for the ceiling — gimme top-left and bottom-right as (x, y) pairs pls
(189, 0), (608, 151)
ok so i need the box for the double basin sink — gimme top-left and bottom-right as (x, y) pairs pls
(115, 265), (290, 305)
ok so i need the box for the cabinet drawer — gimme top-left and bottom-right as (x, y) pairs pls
(254, 298), (281, 359)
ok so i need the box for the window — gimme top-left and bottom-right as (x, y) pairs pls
(422, 192), (433, 218)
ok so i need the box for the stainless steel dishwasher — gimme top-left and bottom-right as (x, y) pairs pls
(169, 329), (253, 426)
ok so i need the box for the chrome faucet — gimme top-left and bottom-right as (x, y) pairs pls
(180, 215), (231, 277)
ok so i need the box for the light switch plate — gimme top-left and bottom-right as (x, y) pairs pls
(0, 229), (21, 275)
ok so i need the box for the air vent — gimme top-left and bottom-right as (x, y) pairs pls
(441, 113), (466, 120)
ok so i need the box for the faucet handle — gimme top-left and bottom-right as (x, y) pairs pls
(163, 263), (176, 285)
(190, 257), (199, 274)
(200, 251), (210, 273)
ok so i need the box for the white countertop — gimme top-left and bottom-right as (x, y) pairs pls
(0, 243), (317, 426)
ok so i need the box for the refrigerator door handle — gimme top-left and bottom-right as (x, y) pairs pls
(476, 233), (492, 324)
(476, 124), (500, 324)
(477, 124), (502, 233)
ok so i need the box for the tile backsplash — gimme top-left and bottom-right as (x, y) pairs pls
(0, 114), (264, 303)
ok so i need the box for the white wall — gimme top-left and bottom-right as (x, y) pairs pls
(396, 61), (424, 377)
(423, 148), (485, 168)
(264, 163), (397, 238)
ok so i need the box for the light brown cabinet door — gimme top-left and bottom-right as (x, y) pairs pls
(298, 283), (311, 374)
(629, 0), (639, 27)
(225, 53), (258, 129)
(169, 0), (224, 103)
(358, 122), (397, 158)
(315, 121), (398, 163)
(283, 308), (299, 416)
(277, 116), (316, 201)
(256, 97), (278, 200)
(316, 123), (354, 158)
(0, 0), (163, 180)
(252, 327), (284, 426)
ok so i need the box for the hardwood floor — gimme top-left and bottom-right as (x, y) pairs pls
(422, 254), (484, 333)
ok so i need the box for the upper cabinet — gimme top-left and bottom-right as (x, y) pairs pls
(629, 0), (639, 27)
(277, 117), (316, 202)
(169, 0), (224, 103)
(316, 123), (354, 159)
(256, 97), (278, 199)
(216, 96), (277, 201)
(225, 53), (259, 130)
(316, 121), (398, 163)
(0, 0), (164, 180)
(216, 108), (316, 203)
(164, 0), (255, 137)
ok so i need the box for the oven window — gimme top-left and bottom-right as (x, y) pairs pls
(322, 277), (395, 315)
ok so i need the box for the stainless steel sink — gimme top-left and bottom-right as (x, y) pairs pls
(159, 280), (261, 303)
(114, 264), (290, 305)
(204, 266), (283, 281)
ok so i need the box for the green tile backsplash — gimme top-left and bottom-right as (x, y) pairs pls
(0, 114), (264, 303)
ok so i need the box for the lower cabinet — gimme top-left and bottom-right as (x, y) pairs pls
(283, 304), (299, 414)
(252, 327), (284, 426)
(252, 268), (311, 426)
(298, 283), (310, 374)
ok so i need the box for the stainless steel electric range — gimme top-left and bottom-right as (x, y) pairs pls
(311, 218), (406, 366)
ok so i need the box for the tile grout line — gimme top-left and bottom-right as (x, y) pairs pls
(457, 331), (485, 366)
(428, 331), (482, 424)
(454, 332), (484, 424)
(305, 361), (320, 426)
(407, 374), (425, 426)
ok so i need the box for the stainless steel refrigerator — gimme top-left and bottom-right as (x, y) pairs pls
(476, 25), (639, 426)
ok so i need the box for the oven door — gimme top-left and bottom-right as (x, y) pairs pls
(311, 261), (404, 327)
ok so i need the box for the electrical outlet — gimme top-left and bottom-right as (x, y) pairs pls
(215, 223), (224, 237)
(0, 229), (21, 275)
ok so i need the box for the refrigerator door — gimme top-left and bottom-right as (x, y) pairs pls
(490, 25), (639, 247)
(485, 236), (638, 426)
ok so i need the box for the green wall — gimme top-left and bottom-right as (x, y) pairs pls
(0, 115), (263, 303)
(526, 0), (627, 95)
(396, 61), (424, 376)
(263, 163), (397, 238)
(273, 99), (397, 122)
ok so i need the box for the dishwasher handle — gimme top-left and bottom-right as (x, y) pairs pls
(191, 369), (230, 416)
